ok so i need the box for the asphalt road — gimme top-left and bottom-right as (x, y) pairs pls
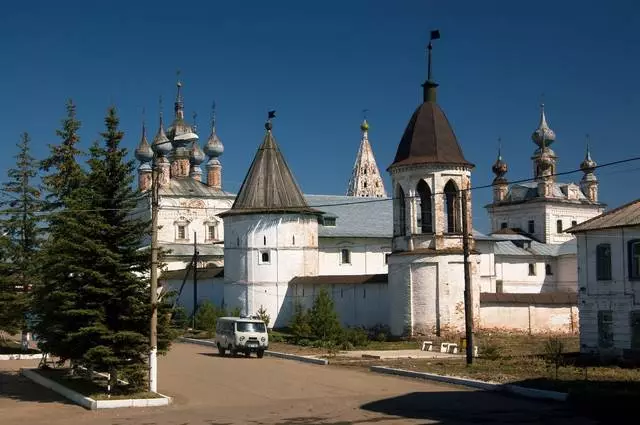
(0, 342), (596, 425)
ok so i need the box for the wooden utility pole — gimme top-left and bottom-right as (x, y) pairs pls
(461, 181), (474, 365)
(192, 232), (198, 329)
(149, 163), (159, 392)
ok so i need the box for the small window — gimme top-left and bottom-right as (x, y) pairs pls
(598, 310), (614, 348)
(556, 220), (563, 233)
(528, 263), (536, 276)
(496, 280), (503, 293)
(207, 225), (216, 240)
(177, 225), (186, 240)
(545, 263), (553, 275)
(292, 235), (295, 245)
(260, 250), (270, 264)
(385, 253), (391, 265)
(628, 240), (640, 280)
(363, 288), (366, 299)
(500, 222), (508, 229)
(571, 220), (578, 227)
(341, 248), (351, 265)
(323, 217), (336, 226)
(263, 235), (267, 246)
(528, 220), (535, 234)
(596, 243), (612, 280)
(363, 182), (367, 188)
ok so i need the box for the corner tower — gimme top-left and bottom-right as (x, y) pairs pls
(346, 118), (387, 197)
(387, 31), (477, 337)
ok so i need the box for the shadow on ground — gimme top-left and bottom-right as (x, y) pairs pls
(0, 371), (73, 405)
(360, 390), (595, 424)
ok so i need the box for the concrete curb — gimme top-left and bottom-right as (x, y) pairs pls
(20, 368), (172, 409)
(179, 337), (328, 365)
(0, 353), (43, 361)
(264, 351), (329, 365)
(369, 366), (568, 402)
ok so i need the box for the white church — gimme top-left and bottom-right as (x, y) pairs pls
(134, 46), (605, 336)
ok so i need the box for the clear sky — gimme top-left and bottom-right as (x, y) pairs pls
(1, 0), (639, 231)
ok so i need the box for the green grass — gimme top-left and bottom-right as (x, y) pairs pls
(35, 368), (163, 400)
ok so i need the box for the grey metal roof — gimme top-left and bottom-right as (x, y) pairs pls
(492, 237), (576, 257)
(159, 177), (234, 198)
(305, 195), (392, 238)
(159, 242), (224, 257)
(494, 241), (532, 256)
(567, 198), (640, 233)
(221, 124), (318, 217)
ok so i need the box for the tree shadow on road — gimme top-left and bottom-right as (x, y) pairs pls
(197, 352), (259, 359)
(360, 390), (594, 424)
(0, 370), (74, 405)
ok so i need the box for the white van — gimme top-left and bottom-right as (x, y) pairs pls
(215, 317), (269, 358)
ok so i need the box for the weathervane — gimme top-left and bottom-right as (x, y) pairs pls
(427, 29), (441, 81)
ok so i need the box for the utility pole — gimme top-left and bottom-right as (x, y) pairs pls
(149, 161), (159, 392)
(461, 180), (474, 365)
(192, 232), (198, 329)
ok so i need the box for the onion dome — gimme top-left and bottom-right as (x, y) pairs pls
(491, 147), (508, 180)
(360, 118), (369, 132)
(204, 106), (224, 158)
(531, 104), (556, 147)
(190, 141), (205, 165)
(135, 122), (153, 163)
(580, 144), (597, 176)
(167, 80), (198, 147)
(152, 111), (172, 156)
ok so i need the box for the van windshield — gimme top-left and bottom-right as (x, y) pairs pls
(235, 321), (266, 333)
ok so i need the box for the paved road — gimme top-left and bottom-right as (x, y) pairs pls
(0, 342), (596, 425)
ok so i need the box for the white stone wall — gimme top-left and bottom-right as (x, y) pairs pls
(223, 214), (319, 284)
(556, 255), (578, 292)
(158, 196), (233, 244)
(475, 242), (496, 292)
(495, 256), (556, 293)
(488, 201), (603, 244)
(577, 228), (640, 355)
(318, 237), (390, 275)
(479, 304), (578, 334)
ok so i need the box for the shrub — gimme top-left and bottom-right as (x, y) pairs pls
(195, 301), (219, 338)
(479, 341), (502, 360)
(543, 337), (565, 380)
(230, 306), (242, 317)
(256, 305), (271, 328)
(368, 324), (391, 342)
(269, 333), (284, 343)
(297, 338), (311, 347)
(290, 302), (311, 342)
(171, 306), (188, 330)
(309, 288), (341, 342)
(342, 327), (369, 348)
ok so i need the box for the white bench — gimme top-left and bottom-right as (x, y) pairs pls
(421, 341), (433, 351)
(447, 343), (458, 354)
(440, 342), (450, 353)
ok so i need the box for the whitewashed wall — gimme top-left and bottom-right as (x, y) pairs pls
(318, 237), (390, 275)
(556, 255), (577, 292)
(158, 196), (233, 244)
(495, 257), (555, 293)
(475, 242), (496, 292)
(577, 228), (640, 355)
(479, 304), (578, 334)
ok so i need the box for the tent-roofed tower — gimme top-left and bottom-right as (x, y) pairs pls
(386, 30), (478, 337)
(219, 112), (320, 326)
(346, 117), (386, 197)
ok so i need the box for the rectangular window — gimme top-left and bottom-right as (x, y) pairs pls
(630, 311), (640, 350)
(500, 222), (508, 229)
(556, 219), (563, 233)
(528, 263), (536, 276)
(384, 253), (391, 265)
(177, 225), (186, 240)
(571, 220), (578, 227)
(207, 225), (216, 240)
(323, 217), (336, 226)
(496, 280), (503, 293)
(259, 250), (270, 264)
(363, 288), (366, 299)
(596, 243), (612, 280)
(629, 241), (640, 280)
(528, 220), (535, 234)
(598, 310), (614, 348)
(341, 248), (351, 265)
(545, 264), (553, 275)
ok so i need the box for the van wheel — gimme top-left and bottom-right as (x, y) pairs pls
(217, 343), (226, 356)
(257, 349), (264, 359)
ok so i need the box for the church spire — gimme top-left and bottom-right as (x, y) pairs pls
(347, 114), (386, 197)
(422, 29), (440, 103)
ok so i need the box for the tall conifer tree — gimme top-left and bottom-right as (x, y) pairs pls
(0, 132), (42, 336)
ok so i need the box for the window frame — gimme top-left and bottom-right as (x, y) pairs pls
(556, 219), (563, 233)
(628, 240), (640, 280)
(596, 243), (612, 281)
(545, 263), (553, 276)
(528, 263), (536, 276)
(340, 248), (352, 265)
(259, 250), (271, 265)
(177, 225), (187, 240)
(528, 220), (535, 234)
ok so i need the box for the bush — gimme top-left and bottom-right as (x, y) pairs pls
(368, 324), (391, 342)
(309, 288), (341, 342)
(256, 305), (271, 328)
(341, 327), (369, 348)
(479, 341), (502, 360)
(230, 306), (242, 317)
(171, 306), (188, 330)
(543, 337), (565, 380)
(195, 301), (219, 338)
(297, 338), (311, 347)
(290, 302), (311, 342)
(269, 333), (284, 343)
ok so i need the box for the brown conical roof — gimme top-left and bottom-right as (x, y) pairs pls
(220, 122), (319, 217)
(389, 82), (473, 169)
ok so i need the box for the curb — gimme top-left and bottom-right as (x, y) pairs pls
(264, 351), (329, 365)
(369, 366), (568, 402)
(179, 337), (328, 365)
(0, 353), (43, 361)
(20, 368), (172, 409)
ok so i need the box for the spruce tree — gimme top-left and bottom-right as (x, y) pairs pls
(309, 287), (342, 342)
(0, 133), (42, 337)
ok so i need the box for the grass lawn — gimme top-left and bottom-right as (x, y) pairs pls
(0, 339), (40, 355)
(34, 368), (163, 400)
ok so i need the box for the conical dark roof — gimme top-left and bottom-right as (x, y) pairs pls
(220, 123), (319, 217)
(389, 83), (473, 169)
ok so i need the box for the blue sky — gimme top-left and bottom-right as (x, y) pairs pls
(1, 0), (639, 231)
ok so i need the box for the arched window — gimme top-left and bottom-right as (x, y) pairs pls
(396, 185), (406, 236)
(416, 180), (433, 233)
(443, 180), (461, 233)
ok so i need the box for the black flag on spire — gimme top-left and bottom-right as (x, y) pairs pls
(268, 110), (276, 119)
(430, 30), (441, 40)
